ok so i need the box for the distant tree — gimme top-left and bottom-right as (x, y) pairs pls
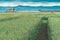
(39, 9), (41, 11)
(7, 8), (15, 12)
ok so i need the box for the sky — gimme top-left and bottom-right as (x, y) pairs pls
(0, 0), (60, 7)
(0, 0), (60, 12)
(0, 0), (60, 2)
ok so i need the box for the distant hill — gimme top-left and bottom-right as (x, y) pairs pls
(0, 6), (60, 12)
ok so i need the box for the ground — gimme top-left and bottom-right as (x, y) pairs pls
(0, 12), (60, 40)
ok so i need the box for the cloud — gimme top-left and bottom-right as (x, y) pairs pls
(0, 2), (60, 7)
(0, 2), (18, 7)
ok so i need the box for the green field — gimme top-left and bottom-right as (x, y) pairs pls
(0, 12), (60, 40)
(48, 17), (60, 40)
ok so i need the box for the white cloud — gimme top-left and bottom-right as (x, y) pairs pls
(0, 2), (19, 7)
(0, 2), (60, 7)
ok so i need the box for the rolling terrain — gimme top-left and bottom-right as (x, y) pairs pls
(0, 12), (59, 40)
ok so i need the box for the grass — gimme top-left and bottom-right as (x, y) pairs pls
(48, 17), (60, 40)
(0, 12), (43, 40)
(0, 12), (60, 40)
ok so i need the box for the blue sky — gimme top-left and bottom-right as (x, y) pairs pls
(0, 0), (60, 12)
(0, 2), (60, 7)
(0, 0), (60, 2)
(0, 0), (60, 7)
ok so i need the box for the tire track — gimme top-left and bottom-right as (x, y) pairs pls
(36, 17), (49, 40)
(0, 16), (20, 22)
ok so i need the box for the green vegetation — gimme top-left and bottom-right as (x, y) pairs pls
(0, 12), (60, 40)
(48, 17), (60, 40)
(0, 12), (42, 40)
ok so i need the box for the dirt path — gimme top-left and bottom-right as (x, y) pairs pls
(36, 18), (49, 40)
